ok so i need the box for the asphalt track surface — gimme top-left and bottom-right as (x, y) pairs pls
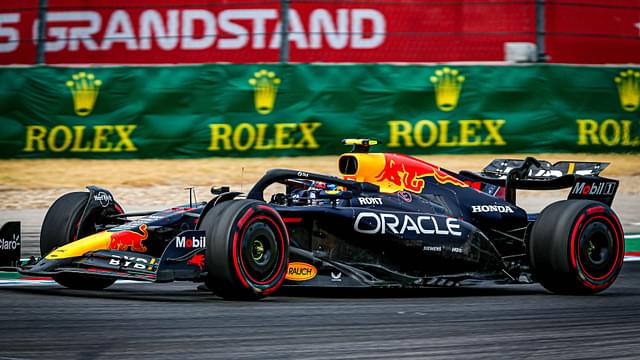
(0, 262), (638, 359)
(1, 198), (639, 360)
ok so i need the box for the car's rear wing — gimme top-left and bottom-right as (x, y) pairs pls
(480, 159), (609, 179)
(460, 158), (618, 206)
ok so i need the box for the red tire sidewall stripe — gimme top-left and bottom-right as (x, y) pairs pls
(570, 208), (624, 288)
(230, 205), (288, 292)
(238, 215), (286, 286)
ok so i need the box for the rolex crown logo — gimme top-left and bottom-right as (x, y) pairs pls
(66, 72), (102, 116)
(430, 67), (464, 112)
(248, 69), (280, 115)
(614, 69), (640, 112)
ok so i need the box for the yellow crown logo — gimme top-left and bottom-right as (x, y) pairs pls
(65, 72), (102, 116)
(614, 69), (640, 112)
(248, 69), (280, 115)
(430, 67), (465, 112)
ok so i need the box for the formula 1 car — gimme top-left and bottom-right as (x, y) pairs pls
(5, 139), (624, 299)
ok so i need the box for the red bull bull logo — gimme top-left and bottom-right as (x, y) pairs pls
(375, 153), (467, 193)
(109, 224), (148, 252)
(187, 253), (205, 270)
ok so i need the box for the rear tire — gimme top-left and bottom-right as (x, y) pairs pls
(199, 200), (289, 300)
(41, 192), (117, 290)
(529, 200), (624, 294)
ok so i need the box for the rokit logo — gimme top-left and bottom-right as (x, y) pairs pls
(471, 205), (514, 213)
(572, 181), (617, 196)
(358, 197), (383, 205)
(354, 212), (462, 236)
(0, 234), (20, 250)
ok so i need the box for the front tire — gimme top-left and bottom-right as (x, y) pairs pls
(41, 192), (117, 290)
(199, 200), (289, 300)
(529, 200), (624, 294)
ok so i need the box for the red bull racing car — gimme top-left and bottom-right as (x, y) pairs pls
(1, 139), (624, 300)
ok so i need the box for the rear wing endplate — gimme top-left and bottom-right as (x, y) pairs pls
(460, 159), (618, 206)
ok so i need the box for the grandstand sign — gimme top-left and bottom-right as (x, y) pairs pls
(0, 0), (639, 64)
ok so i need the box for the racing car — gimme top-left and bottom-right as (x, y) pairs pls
(4, 139), (624, 299)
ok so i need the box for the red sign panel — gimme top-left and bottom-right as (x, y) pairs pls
(0, 0), (638, 64)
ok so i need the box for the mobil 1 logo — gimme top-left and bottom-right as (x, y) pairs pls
(569, 179), (618, 204)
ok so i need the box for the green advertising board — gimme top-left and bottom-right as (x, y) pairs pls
(0, 64), (638, 158)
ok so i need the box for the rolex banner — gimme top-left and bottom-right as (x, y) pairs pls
(0, 64), (638, 159)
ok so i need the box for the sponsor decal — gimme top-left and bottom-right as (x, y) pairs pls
(249, 69), (280, 115)
(285, 262), (317, 281)
(66, 72), (101, 116)
(576, 119), (639, 147)
(615, 69), (639, 112)
(108, 254), (157, 271)
(576, 70), (639, 147)
(375, 153), (468, 193)
(331, 272), (342, 282)
(187, 254), (205, 271)
(175, 235), (206, 249)
(430, 67), (464, 112)
(108, 224), (148, 252)
(8, 8), (384, 57)
(387, 119), (507, 149)
(23, 124), (138, 153)
(354, 212), (462, 236)
(385, 68), (507, 149)
(471, 205), (514, 213)
(0, 234), (20, 251)
(423, 246), (442, 252)
(571, 181), (617, 196)
(21, 73), (139, 154)
(93, 191), (112, 207)
(423, 245), (462, 253)
(398, 191), (412, 203)
(358, 197), (383, 205)
(207, 122), (321, 152)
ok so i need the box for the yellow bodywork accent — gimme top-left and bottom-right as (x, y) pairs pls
(342, 138), (379, 146)
(339, 153), (386, 181)
(45, 231), (112, 260)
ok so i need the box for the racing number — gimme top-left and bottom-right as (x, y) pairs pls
(0, 14), (20, 53)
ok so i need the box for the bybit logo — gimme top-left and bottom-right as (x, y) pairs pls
(248, 69), (280, 115)
(614, 69), (640, 112)
(430, 67), (464, 112)
(66, 72), (102, 116)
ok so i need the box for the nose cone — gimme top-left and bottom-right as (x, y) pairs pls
(45, 231), (112, 260)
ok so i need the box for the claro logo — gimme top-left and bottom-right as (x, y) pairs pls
(354, 212), (462, 236)
(285, 262), (317, 281)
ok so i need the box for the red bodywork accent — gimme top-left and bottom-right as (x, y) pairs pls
(187, 254), (205, 271)
(109, 224), (149, 252)
(376, 153), (467, 193)
(283, 217), (304, 223)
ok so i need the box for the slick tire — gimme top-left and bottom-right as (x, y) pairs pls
(41, 192), (116, 290)
(200, 199), (289, 300)
(529, 200), (624, 294)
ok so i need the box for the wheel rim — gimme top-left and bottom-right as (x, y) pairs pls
(578, 220), (616, 280)
(240, 221), (278, 283)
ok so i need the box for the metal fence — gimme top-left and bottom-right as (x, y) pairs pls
(1, 0), (638, 65)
